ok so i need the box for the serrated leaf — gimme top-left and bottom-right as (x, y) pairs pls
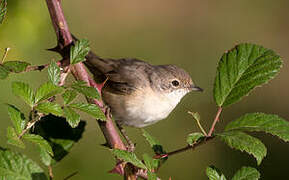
(35, 102), (63, 116)
(35, 82), (63, 103)
(7, 104), (26, 134)
(232, 166), (260, 180)
(142, 129), (165, 155)
(63, 106), (80, 128)
(0, 0), (7, 24)
(206, 166), (227, 180)
(31, 115), (86, 163)
(70, 103), (105, 121)
(0, 65), (9, 79)
(0, 148), (47, 179)
(23, 134), (53, 156)
(70, 39), (90, 64)
(11, 81), (35, 107)
(187, 132), (205, 145)
(71, 81), (100, 99)
(143, 154), (159, 170)
(3, 61), (30, 73)
(111, 149), (146, 169)
(214, 43), (282, 107)
(62, 89), (78, 105)
(48, 61), (61, 86)
(6, 126), (25, 148)
(38, 146), (52, 166)
(225, 113), (289, 142)
(217, 131), (267, 165)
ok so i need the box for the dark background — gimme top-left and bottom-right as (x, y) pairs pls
(0, 0), (288, 179)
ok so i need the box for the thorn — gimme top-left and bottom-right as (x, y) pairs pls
(101, 143), (110, 148)
(47, 45), (61, 53)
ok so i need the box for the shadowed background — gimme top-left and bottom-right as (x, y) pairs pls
(0, 0), (289, 179)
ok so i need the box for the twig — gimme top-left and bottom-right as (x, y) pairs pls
(208, 107), (222, 137)
(1, 47), (10, 63)
(25, 64), (49, 72)
(48, 165), (54, 180)
(63, 171), (78, 180)
(188, 111), (207, 136)
(18, 111), (42, 138)
(156, 136), (215, 158)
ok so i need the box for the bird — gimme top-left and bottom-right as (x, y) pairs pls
(84, 52), (202, 128)
(84, 51), (202, 148)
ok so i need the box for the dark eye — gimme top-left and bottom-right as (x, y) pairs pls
(172, 80), (180, 87)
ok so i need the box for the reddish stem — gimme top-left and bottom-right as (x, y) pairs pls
(208, 107), (222, 137)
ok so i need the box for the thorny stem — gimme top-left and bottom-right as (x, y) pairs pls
(18, 110), (42, 138)
(48, 165), (53, 180)
(1, 47), (10, 63)
(208, 107), (222, 137)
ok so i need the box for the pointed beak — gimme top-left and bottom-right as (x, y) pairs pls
(190, 85), (203, 92)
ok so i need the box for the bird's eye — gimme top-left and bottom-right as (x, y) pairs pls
(171, 80), (180, 87)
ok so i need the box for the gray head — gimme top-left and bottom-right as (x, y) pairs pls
(153, 65), (202, 93)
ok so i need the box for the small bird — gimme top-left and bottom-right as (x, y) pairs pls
(84, 52), (203, 129)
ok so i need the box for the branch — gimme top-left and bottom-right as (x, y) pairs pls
(208, 107), (222, 136)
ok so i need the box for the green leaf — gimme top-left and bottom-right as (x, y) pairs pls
(111, 149), (146, 169)
(206, 166), (227, 180)
(38, 146), (52, 166)
(232, 167), (260, 180)
(35, 82), (63, 103)
(147, 171), (157, 180)
(0, 148), (47, 179)
(214, 43), (282, 107)
(23, 134), (53, 156)
(70, 39), (90, 64)
(7, 105), (26, 135)
(225, 113), (289, 142)
(11, 81), (35, 107)
(142, 129), (165, 155)
(71, 81), (100, 99)
(63, 106), (80, 128)
(35, 102), (63, 116)
(48, 61), (61, 86)
(32, 115), (86, 163)
(187, 132), (205, 145)
(143, 154), (159, 170)
(6, 126), (25, 148)
(62, 89), (78, 105)
(0, 0), (7, 24)
(3, 61), (30, 73)
(217, 131), (267, 165)
(0, 65), (9, 79)
(70, 103), (105, 121)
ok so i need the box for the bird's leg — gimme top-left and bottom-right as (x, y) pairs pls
(116, 122), (135, 152)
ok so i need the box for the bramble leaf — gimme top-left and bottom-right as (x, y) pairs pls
(206, 166), (227, 180)
(187, 132), (205, 145)
(225, 113), (289, 142)
(232, 166), (260, 180)
(111, 149), (146, 169)
(12, 81), (34, 107)
(70, 39), (90, 64)
(35, 82), (63, 103)
(143, 154), (159, 170)
(7, 104), (26, 135)
(70, 103), (105, 121)
(35, 102), (63, 116)
(63, 106), (80, 128)
(142, 129), (165, 155)
(0, 148), (47, 179)
(214, 43), (282, 107)
(6, 126), (25, 149)
(0, 65), (9, 79)
(23, 134), (53, 156)
(62, 89), (78, 105)
(217, 131), (267, 165)
(0, 0), (7, 24)
(71, 81), (100, 99)
(48, 61), (61, 86)
(3, 61), (30, 73)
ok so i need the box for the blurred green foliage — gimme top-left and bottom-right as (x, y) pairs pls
(0, 0), (289, 179)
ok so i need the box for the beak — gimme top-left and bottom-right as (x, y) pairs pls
(190, 85), (203, 92)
